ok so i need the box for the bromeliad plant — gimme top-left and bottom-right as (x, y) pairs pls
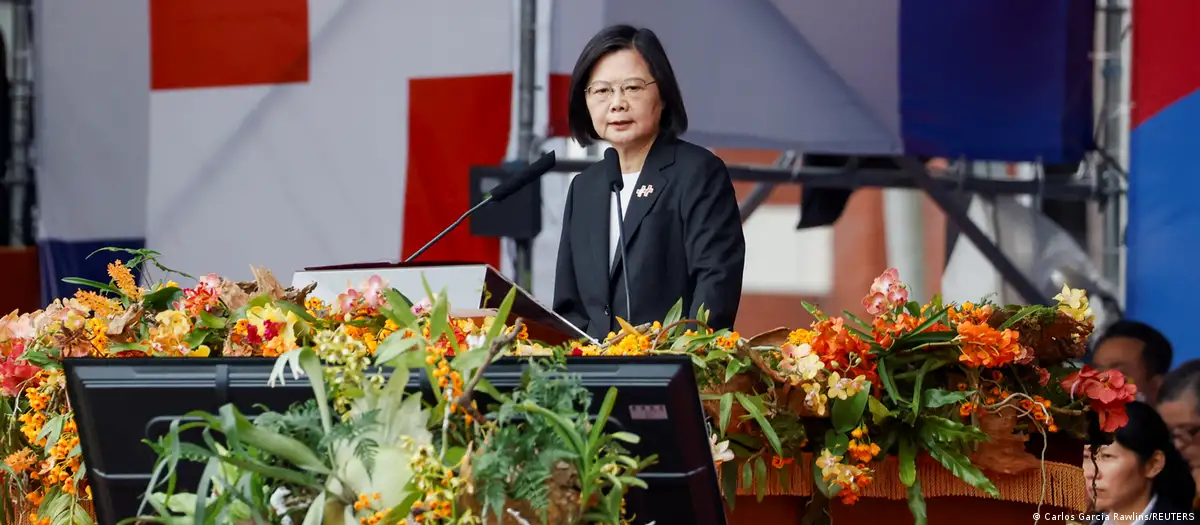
(126, 281), (653, 525)
(555, 269), (1134, 525)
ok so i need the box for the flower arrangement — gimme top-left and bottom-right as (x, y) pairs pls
(1, 249), (655, 524)
(558, 269), (1132, 524)
(0, 249), (1133, 525)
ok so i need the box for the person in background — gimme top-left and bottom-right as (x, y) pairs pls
(1084, 401), (1196, 524)
(1157, 359), (1200, 502)
(1090, 320), (1173, 404)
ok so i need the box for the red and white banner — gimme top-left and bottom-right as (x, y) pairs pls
(38, 0), (522, 287)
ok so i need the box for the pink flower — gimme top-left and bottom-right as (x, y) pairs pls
(411, 296), (433, 317)
(0, 341), (38, 397)
(1061, 366), (1138, 432)
(870, 268), (901, 296)
(361, 275), (387, 309)
(861, 268), (910, 317)
(862, 292), (888, 316)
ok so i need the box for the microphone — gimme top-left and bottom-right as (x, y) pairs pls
(404, 151), (556, 263)
(605, 147), (634, 324)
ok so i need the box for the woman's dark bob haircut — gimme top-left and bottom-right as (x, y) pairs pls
(1087, 400), (1197, 510)
(566, 25), (688, 147)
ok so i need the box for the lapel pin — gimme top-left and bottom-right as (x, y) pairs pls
(636, 184), (654, 198)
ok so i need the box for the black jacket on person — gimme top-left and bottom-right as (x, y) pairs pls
(552, 137), (745, 341)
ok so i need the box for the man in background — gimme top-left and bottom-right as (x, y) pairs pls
(1157, 360), (1200, 505)
(1090, 320), (1173, 404)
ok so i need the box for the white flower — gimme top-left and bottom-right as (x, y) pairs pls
(465, 333), (487, 351)
(269, 486), (291, 520)
(710, 434), (734, 465)
(780, 343), (824, 382)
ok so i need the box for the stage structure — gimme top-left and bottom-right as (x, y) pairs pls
(522, 0), (1122, 313)
(25, 0), (1151, 352)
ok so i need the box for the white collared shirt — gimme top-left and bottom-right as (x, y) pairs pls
(609, 171), (640, 266)
(1104, 494), (1157, 525)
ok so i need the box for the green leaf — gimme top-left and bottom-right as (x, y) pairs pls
(909, 305), (951, 334)
(831, 384), (871, 433)
(719, 393), (733, 436)
(753, 456), (767, 501)
(142, 286), (182, 311)
(275, 300), (317, 323)
(298, 349), (334, 434)
(905, 301), (922, 317)
(841, 310), (873, 333)
(896, 330), (958, 347)
(921, 389), (973, 409)
(37, 415), (65, 454)
(663, 299), (683, 328)
(183, 329), (207, 350)
(61, 277), (120, 295)
(919, 415), (990, 447)
(196, 310), (227, 329)
(451, 345), (491, 373)
(588, 387), (619, 455)
(18, 348), (59, 369)
(214, 405), (329, 475)
(740, 460), (753, 490)
(898, 436), (917, 487)
(381, 289), (418, 329)
(427, 288), (456, 353)
(733, 393), (782, 456)
(911, 359), (935, 416)
(923, 441), (999, 498)
(801, 301), (825, 321)
(247, 294), (272, 309)
(867, 396), (895, 425)
(877, 356), (903, 405)
(999, 305), (1040, 329)
(374, 335), (424, 367)
(721, 460), (739, 509)
(107, 342), (148, 354)
(724, 359), (744, 383)
(823, 430), (850, 456)
(484, 286), (518, 344)
(906, 479), (928, 525)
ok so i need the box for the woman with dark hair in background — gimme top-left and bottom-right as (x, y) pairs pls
(1084, 401), (1196, 524)
(552, 25), (745, 340)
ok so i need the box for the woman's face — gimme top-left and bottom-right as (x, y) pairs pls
(585, 48), (662, 149)
(1083, 443), (1162, 511)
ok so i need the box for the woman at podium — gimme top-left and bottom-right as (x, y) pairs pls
(552, 24), (746, 341)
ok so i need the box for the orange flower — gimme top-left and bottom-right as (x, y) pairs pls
(106, 260), (143, 300)
(949, 302), (993, 325)
(810, 318), (877, 386)
(955, 322), (1022, 368)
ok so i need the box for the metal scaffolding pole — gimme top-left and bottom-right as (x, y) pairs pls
(513, 0), (537, 290)
(1100, 0), (1127, 295)
(8, 0), (31, 247)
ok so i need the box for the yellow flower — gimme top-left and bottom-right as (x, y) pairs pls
(247, 304), (300, 349)
(803, 382), (828, 416)
(1053, 284), (1093, 322)
(190, 345), (211, 357)
(154, 310), (192, 339)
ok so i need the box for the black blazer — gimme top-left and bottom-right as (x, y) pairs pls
(552, 137), (746, 341)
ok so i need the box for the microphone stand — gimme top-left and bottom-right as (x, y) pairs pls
(612, 184), (634, 323)
(404, 197), (491, 263)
